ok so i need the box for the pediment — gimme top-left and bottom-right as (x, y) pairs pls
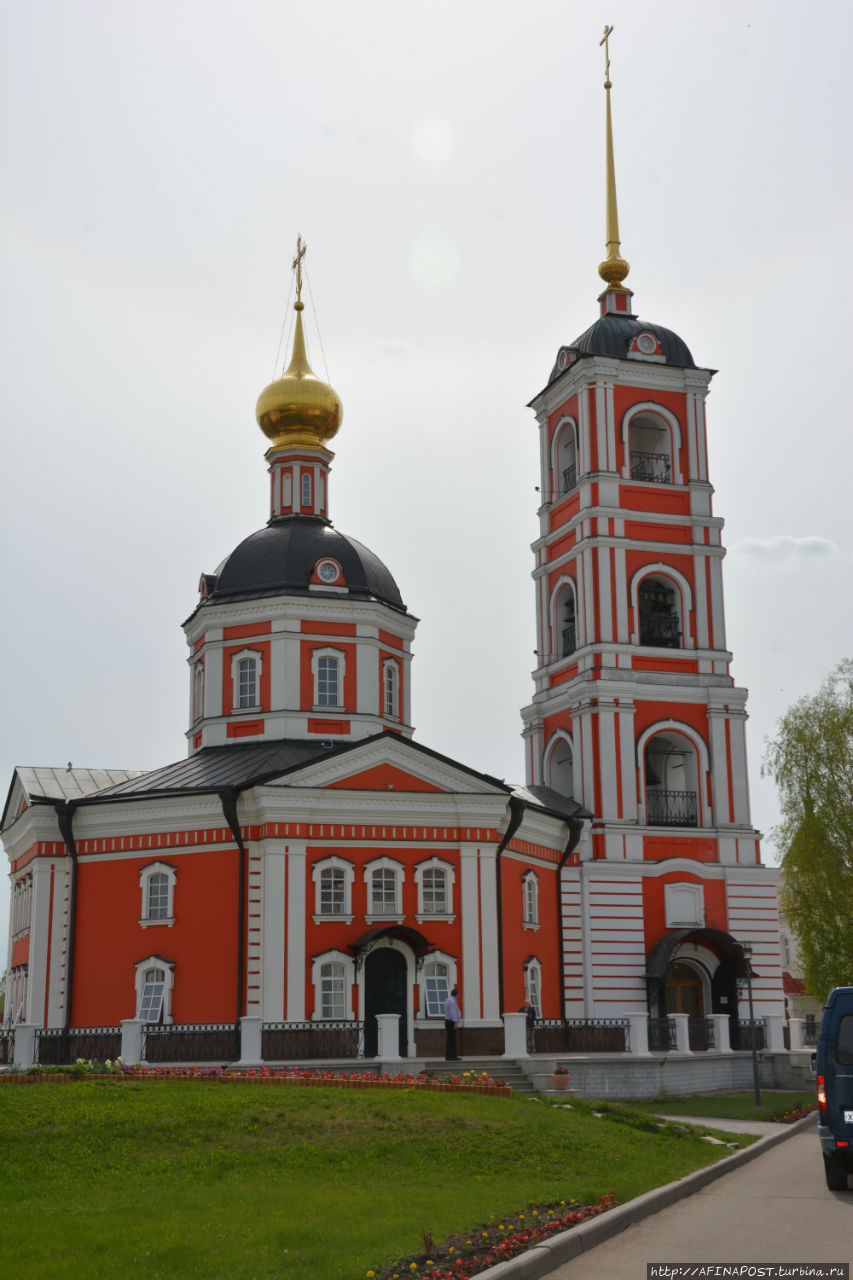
(262, 735), (507, 797)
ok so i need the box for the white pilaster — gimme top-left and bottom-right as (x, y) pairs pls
(285, 844), (306, 1021)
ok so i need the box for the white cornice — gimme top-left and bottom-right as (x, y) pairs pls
(184, 595), (418, 646)
(530, 357), (713, 416)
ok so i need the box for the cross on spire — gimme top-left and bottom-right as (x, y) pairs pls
(600, 23), (613, 86)
(292, 234), (307, 305)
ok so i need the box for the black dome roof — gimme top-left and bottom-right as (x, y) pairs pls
(203, 516), (406, 612)
(550, 313), (695, 383)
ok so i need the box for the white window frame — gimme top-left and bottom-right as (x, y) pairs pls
(311, 646), (346, 710)
(193, 661), (205, 723)
(312, 856), (355, 924)
(134, 956), (174, 1024)
(524, 957), (543, 1018)
(419, 952), (458, 1020)
(231, 648), (263, 712)
(414, 857), (456, 923)
(364, 857), (405, 924)
(139, 862), (177, 927)
(522, 870), (540, 929)
(664, 882), (705, 928)
(311, 950), (356, 1022)
(382, 658), (400, 719)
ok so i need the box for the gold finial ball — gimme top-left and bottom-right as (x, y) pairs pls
(598, 255), (631, 289)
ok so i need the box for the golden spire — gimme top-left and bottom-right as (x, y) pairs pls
(256, 235), (343, 452)
(597, 25), (631, 295)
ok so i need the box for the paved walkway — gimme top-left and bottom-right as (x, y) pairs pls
(477, 1113), (853, 1280)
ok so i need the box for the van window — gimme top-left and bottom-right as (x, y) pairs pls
(837, 1014), (853, 1065)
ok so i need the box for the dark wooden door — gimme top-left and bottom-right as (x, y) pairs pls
(364, 948), (407, 1057)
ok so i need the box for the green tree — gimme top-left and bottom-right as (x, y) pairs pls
(763, 659), (853, 1000)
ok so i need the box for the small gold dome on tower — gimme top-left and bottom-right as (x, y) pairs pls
(256, 302), (343, 451)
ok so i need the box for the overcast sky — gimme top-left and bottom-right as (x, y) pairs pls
(2, 0), (851, 969)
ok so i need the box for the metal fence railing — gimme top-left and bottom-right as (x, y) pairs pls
(34, 1027), (122, 1065)
(0, 1028), (15, 1065)
(688, 1018), (716, 1052)
(142, 1023), (240, 1063)
(731, 1019), (765, 1052)
(261, 1021), (364, 1060)
(802, 1020), (819, 1048)
(648, 1017), (677, 1052)
(534, 1018), (629, 1054)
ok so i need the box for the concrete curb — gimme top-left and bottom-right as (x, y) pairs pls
(474, 1112), (817, 1280)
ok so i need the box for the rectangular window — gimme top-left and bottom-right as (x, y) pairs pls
(147, 874), (170, 920)
(384, 664), (398, 717)
(320, 963), (345, 1020)
(526, 965), (542, 1018)
(371, 868), (397, 915)
(139, 969), (166, 1023)
(424, 963), (450, 1018)
(319, 867), (345, 915)
(317, 656), (339, 707)
(238, 657), (257, 708)
(422, 868), (447, 914)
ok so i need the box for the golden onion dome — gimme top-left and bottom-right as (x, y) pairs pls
(256, 302), (343, 450)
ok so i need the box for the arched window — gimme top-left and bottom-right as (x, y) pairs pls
(560, 586), (577, 657)
(545, 736), (574, 798)
(524, 958), (542, 1018)
(139, 862), (176, 926)
(643, 731), (700, 827)
(628, 413), (672, 484)
(312, 857), (355, 921)
(134, 957), (174, 1024)
(231, 649), (263, 711)
(193, 662), (205, 722)
(638, 575), (681, 648)
(522, 871), (539, 927)
(555, 420), (578, 496)
(383, 660), (399, 719)
(301, 471), (312, 507)
(312, 648), (345, 709)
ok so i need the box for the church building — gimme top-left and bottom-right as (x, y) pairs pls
(2, 45), (784, 1064)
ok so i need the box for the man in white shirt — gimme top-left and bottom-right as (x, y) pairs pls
(443, 987), (462, 1060)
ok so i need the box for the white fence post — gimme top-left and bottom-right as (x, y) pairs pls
(376, 1014), (402, 1063)
(626, 1012), (651, 1056)
(764, 1014), (786, 1052)
(239, 1016), (263, 1065)
(12, 1023), (38, 1068)
(788, 1017), (805, 1051)
(711, 1013), (731, 1053)
(503, 1012), (528, 1058)
(670, 1012), (691, 1054)
(120, 1019), (145, 1066)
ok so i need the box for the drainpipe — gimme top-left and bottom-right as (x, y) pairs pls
(54, 800), (78, 1031)
(494, 795), (526, 1019)
(219, 789), (246, 1027)
(556, 816), (584, 1020)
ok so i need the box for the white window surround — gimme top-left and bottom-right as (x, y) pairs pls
(548, 575), (583, 660)
(134, 956), (174, 1024)
(312, 856), (355, 924)
(139, 862), (177, 927)
(364, 856), (406, 924)
(637, 720), (710, 827)
(311, 646), (346, 710)
(414, 857), (456, 923)
(629, 564), (694, 649)
(311, 950), (356, 1021)
(522, 871), (540, 930)
(230, 648), (263, 712)
(620, 402), (684, 484)
(525, 957), (543, 1018)
(382, 658), (400, 719)
(665, 882), (705, 928)
(550, 415), (581, 498)
(418, 951), (458, 1020)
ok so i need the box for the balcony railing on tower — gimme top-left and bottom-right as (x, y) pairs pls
(562, 464), (577, 493)
(561, 623), (577, 657)
(645, 788), (698, 827)
(631, 450), (671, 484)
(639, 612), (681, 647)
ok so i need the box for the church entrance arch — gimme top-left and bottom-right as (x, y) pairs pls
(364, 947), (407, 1057)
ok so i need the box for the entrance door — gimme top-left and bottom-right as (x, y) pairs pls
(665, 962), (704, 1018)
(364, 948), (407, 1057)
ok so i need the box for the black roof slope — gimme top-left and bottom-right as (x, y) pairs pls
(543, 313), (702, 390)
(197, 516), (406, 614)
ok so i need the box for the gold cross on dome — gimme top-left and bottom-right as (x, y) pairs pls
(600, 24), (614, 85)
(292, 234), (307, 304)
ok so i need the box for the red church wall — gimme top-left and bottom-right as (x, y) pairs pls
(70, 849), (239, 1026)
(326, 765), (442, 792)
(500, 856), (560, 1018)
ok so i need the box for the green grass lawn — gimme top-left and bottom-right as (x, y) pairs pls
(0, 1081), (753, 1280)
(625, 1090), (816, 1123)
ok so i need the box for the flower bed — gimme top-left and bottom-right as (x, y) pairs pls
(1, 1062), (512, 1096)
(772, 1102), (817, 1124)
(365, 1193), (618, 1279)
